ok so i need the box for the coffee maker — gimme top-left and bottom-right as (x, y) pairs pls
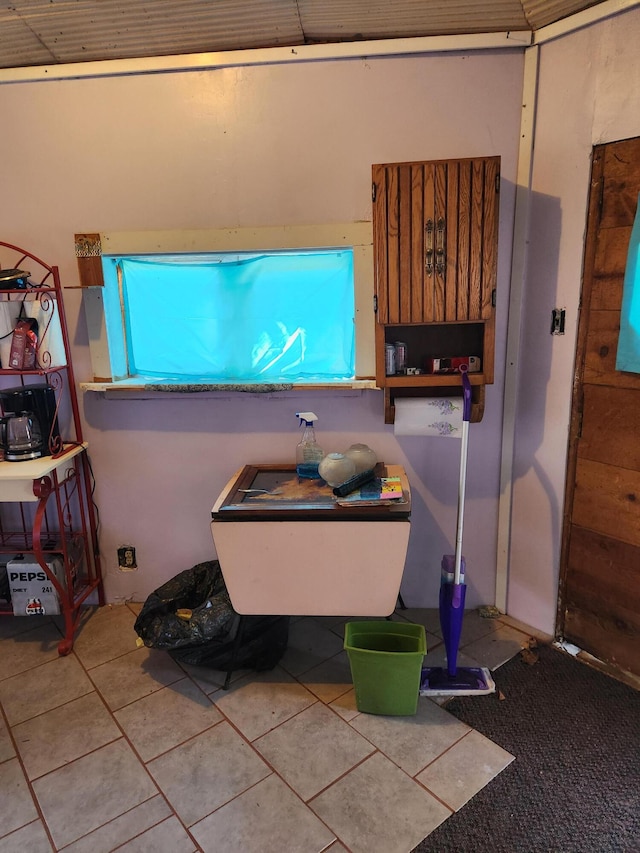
(0, 383), (60, 457)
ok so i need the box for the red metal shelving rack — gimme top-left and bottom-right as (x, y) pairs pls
(0, 241), (104, 654)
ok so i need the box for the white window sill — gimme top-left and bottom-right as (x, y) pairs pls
(80, 378), (379, 397)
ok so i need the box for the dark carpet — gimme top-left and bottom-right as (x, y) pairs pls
(412, 644), (640, 853)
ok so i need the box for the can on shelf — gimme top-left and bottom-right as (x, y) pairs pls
(385, 344), (396, 375)
(394, 341), (407, 374)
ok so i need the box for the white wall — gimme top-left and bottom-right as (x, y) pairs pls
(0, 50), (524, 610)
(508, 7), (640, 634)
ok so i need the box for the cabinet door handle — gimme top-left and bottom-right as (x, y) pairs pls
(435, 217), (446, 276)
(425, 219), (434, 276)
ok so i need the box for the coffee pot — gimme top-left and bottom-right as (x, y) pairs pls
(0, 383), (59, 457)
(1, 411), (43, 461)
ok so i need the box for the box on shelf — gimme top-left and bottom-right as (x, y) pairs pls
(7, 555), (66, 616)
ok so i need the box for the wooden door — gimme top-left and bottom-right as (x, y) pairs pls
(372, 156), (500, 325)
(560, 136), (640, 677)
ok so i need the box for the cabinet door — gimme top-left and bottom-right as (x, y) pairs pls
(372, 156), (500, 325)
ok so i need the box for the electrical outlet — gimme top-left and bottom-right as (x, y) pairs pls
(551, 308), (566, 335)
(117, 546), (137, 571)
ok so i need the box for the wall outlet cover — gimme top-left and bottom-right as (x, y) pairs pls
(117, 546), (137, 571)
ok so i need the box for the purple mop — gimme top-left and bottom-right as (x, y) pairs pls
(420, 366), (495, 697)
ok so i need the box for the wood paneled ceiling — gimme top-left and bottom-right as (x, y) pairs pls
(0, 0), (624, 69)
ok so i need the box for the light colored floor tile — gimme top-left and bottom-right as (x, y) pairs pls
(360, 617), (440, 658)
(463, 623), (529, 671)
(32, 739), (158, 849)
(13, 692), (121, 780)
(0, 757), (38, 837)
(279, 619), (345, 677)
(0, 606), (522, 853)
(213, 667), (317, 741)
(425, 631), (443, 652)
(147, 722), (271, 827)
(90, 646), (185, 710)
(311, 752), (451, 853)
(314, 615), (399, 639)
(329, 687), (360, 721)
(458, 610), (503, 645)
(395, 607), (443, 636)
(61, 795), (171, 853)
(350, 698), (470, 777)
(0, 653), (93, 725)
(115, 816), (197, 852)
(421, 645), (482, 670)
(72, 605), (139, 669)
(0, 622), (62, 680)
(114, 677), (222, 761)
(254, 703), (375, 801)
(191, 773), (336, 853)
(0, 714), (16, 762)
(177, 660), (248, 694)
(0, 614), (54, 640)
(0, 819), (53, 852)
(416, 728), (515, 811)
(312, 615), (351, 634)
(299, 650), (354, 704)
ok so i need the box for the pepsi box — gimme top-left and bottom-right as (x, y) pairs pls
(7, 555), (66, 616)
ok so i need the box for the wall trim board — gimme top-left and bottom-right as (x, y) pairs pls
(495, 44), (540, 615)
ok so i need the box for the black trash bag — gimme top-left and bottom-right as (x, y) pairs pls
(169, 614), (290, 672)
(134, 559), (289, 674)
(134, 560), (235, 650)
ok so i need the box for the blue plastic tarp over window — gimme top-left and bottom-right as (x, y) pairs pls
(116, 250), (355, 382)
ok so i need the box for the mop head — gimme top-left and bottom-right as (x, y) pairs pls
(419, 665), (495, 697)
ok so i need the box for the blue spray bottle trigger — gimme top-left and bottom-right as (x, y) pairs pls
(295, 411), (318, 427)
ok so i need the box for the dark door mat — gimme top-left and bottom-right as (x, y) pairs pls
(413, 643), (640, 853)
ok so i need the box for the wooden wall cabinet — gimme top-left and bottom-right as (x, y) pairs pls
(372, 155), (500, 423)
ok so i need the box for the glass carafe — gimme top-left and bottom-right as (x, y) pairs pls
(5, 411), (43, 461)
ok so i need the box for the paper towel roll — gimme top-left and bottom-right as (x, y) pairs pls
(394, 397), (463, 437)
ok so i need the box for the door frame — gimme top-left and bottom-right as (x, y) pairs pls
(556, 144), (605, 637)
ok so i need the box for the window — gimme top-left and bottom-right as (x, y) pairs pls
(77, 223), (375, 390)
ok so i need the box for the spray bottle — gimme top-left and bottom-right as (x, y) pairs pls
(295, 412), (323, 478)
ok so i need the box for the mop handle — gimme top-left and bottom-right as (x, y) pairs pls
(454, 367), (472, 586)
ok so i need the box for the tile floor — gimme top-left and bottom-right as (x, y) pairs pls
(0, 604), (540, 853)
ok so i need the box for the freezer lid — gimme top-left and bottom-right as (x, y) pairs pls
(211, 463), (411, 521)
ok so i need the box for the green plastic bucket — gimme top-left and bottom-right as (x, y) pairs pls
(344, 621), (427, 716)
